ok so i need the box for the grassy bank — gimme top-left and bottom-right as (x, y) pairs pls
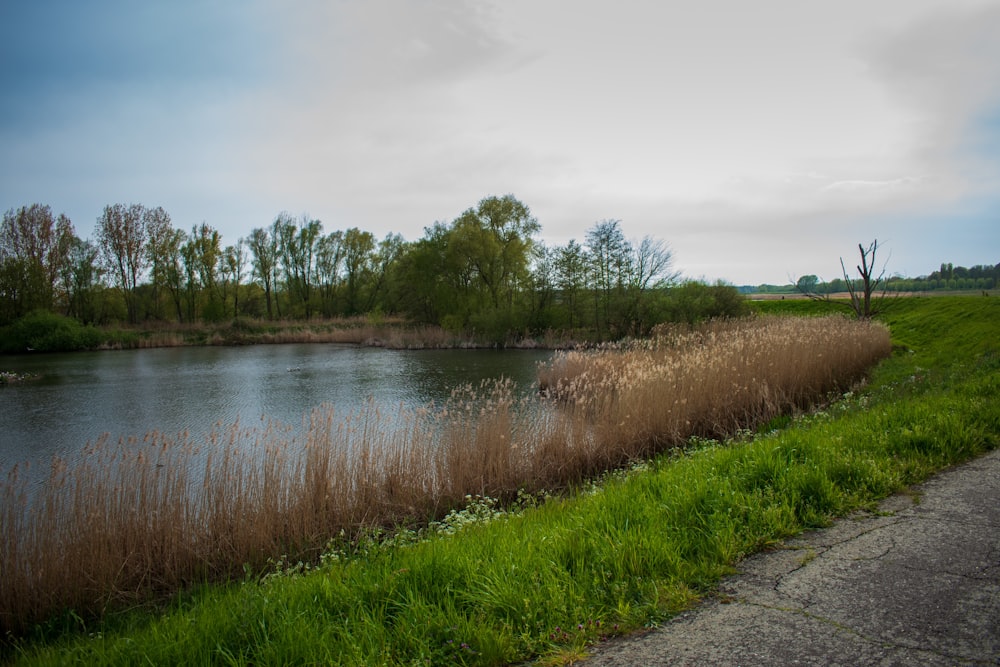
(4, 297), (999, 665)
(1, 315), (888, 639)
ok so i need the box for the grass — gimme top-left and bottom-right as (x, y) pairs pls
(3, 296), (998, 665)
(1, 315), (889, 639)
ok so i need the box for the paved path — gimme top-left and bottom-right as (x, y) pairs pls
(582, 448), (1000, 666)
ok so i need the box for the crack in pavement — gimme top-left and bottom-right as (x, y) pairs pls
(581, 449), (1000, 666)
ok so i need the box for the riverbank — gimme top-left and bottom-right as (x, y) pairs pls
(0, 312), (587, 354)
(0, 311), (582, 355)
(4, 296), (997, 665)
(93, 316), (566, 351)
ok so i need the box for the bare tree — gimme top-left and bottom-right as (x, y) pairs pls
(799, 240), (892, 319)
(841, 239), (889, 319)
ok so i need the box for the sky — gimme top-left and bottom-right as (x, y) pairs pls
(1, 1), (999, 286)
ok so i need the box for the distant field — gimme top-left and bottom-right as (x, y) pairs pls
(748, 290), (993, 300)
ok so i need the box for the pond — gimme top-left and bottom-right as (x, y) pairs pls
(0, 344), (553, 474)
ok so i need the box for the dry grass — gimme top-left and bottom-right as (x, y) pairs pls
(538, 315), (892, 454)
(0, 315), (891, 635)
(99, 317), (492, 350)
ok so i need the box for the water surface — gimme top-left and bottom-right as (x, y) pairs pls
(0, 344), (552, 472)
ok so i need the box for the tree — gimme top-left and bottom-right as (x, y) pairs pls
(341, 227), (375, 315)
(315, 230), (344, 316)
(221, 239), (248, 317)
(144, 206), (175, 320)
(841, 239), (889, 319)
(159, 227), (187, 322)
(617, 236), (678, 335)
(796, 274), (820, 293)
(586, 219), (628, 336)
(366, 232), (405, 313)
(392, 223), (457, 325)
(524, 242), (558, 331)
(554, 239), (587, 329)
(282, 216), (322, 318)
(800, 240), (892, 319)
(451, 195), (540, 311)
(60, 237), (104, 324)
(247, 227), (278, 319)
(0, 204), (76, 320)
(188, 223), (223, 321)
(96, 203), (148, 323)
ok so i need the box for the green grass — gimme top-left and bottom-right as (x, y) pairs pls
(7, 296), (999, 666)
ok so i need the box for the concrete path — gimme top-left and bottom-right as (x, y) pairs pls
(581, 448), (1000, 666)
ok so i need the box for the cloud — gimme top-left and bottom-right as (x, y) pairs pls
(861, 3), (1000, 175)
(1, 0), (998, 286)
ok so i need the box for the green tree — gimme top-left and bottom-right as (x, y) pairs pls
(392, 223), (458, 325)
(451, 195), (539, 313)
(178, 223), (223, 322)
(366, 232), (405, 313)
(342, 227), (375, 315)
(0, 204), (76, 321)
(221, 239), (248, 318)
(315, 230), (344, 316)
(796, 274), (820, 294)
(553, 239), (588, 329)
(143, 206), (175, 320)
(158, 227), (187, 322)
(96, 203), (148, 324)
(60, 237), (104, 324)
(247, 227), (279, 319)
(275, 215), (322, 319)
(586, 219), (628, 336)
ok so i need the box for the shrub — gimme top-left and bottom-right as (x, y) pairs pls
(663, 280), (750, 324)
(0, 311), (102, 353)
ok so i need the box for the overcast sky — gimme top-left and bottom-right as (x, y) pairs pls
(2, 1), (998, 285)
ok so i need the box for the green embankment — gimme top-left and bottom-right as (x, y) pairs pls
(9, 296), (999, 666)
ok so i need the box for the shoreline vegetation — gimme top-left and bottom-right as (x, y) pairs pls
(3, 314), (890, 634)
(0, 312), (598, 358)
(2, 296), (998, 665)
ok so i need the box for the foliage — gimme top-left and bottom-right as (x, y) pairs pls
(0, 311), (102, 353)
(3, 196), (996, 346)
(0, 205), (76, 324)
(660, 280), (750, 324)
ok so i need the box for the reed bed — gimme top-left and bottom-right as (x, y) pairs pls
(538, 315), (893, 458)
(0, 315), (891, 636)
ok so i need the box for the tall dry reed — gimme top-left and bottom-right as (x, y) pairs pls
(0, 315), (891, 635)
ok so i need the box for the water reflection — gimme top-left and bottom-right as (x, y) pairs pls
(0, 345), (551, 472)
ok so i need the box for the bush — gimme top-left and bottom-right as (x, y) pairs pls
(663, 280), (750, 324)
(0, 311), (103, 353)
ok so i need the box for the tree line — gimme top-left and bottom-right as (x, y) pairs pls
(793, 262), (999, 296)
(1, 195), (741, 342)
